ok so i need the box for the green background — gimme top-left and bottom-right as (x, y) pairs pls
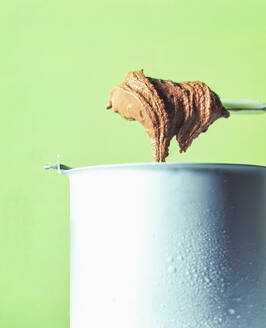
(0, 0), (265, 327)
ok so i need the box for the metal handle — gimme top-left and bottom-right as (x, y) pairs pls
(222, 99), (266, 113)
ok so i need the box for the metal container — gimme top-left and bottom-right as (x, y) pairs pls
(55, 160), (266, 328)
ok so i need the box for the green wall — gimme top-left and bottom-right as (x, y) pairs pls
(0, 0), (265, 327)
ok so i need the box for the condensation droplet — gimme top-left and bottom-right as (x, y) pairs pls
(168, 265), (176, 273)
(204, 277), (211, 283)
(167, 255), (173, 263)
(228, 308), (235, 315)
(236, 315), (241, 319)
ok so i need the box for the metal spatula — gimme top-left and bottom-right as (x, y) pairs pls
(222, 99), (266, 114)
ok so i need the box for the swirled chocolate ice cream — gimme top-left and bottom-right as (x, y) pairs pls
(106, 69), (229, 162)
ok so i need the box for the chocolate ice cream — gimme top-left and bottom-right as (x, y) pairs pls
(106, 69), (229, 162)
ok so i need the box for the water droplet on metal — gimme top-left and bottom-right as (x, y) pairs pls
(167, 255), (173, 263)
(228, 308), (235, 315)
(168, 265), (176, 273)
(204, 276), (211, 283)
(177, 254), (184, 261)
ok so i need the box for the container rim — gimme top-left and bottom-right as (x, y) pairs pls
(62, 162), (266, 176)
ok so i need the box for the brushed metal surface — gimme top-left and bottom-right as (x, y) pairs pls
(65, 163), (266, 328)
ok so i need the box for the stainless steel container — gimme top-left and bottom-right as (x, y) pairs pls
(57, 161), (266, 328)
